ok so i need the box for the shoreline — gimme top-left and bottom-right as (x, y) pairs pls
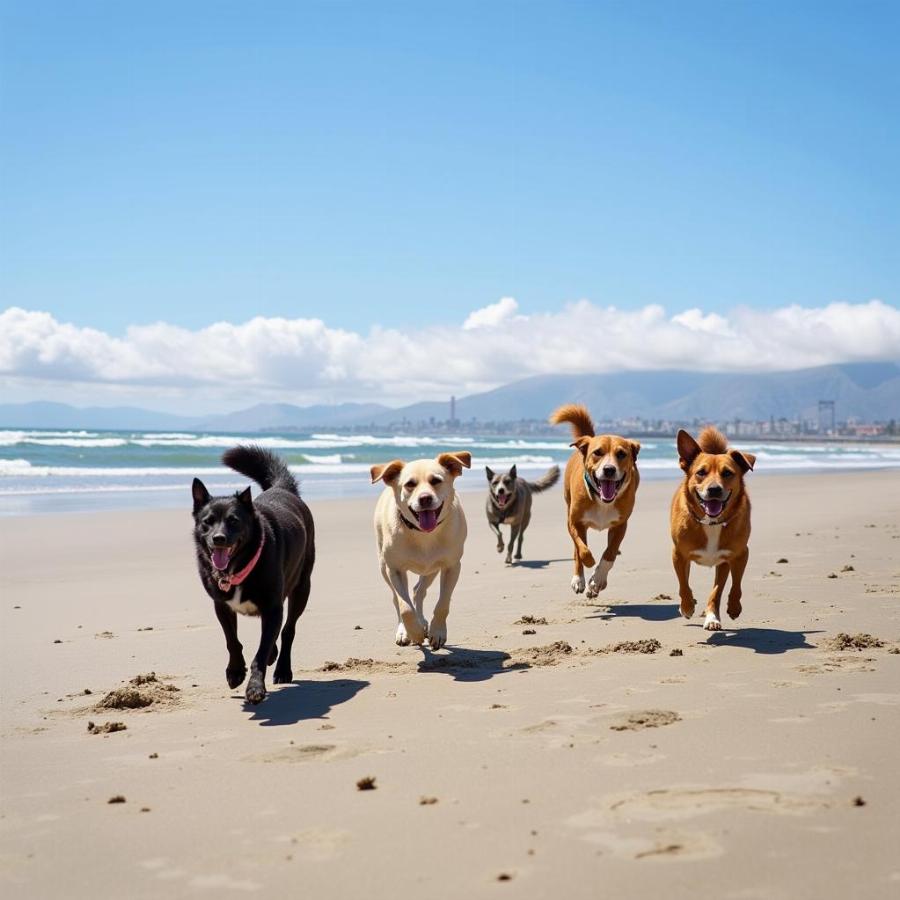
(3, 462), (900, 518)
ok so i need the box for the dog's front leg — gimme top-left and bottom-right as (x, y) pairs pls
(726, 547), (748, 621)
(672, 547), (695, 618)
(505, 523), (521, 566)
(489, 520), (504, 554)
(587, 522), (627, 598)
(428, 562), (460, 650)
(413, 572), (437, 622)
(567, 519), (592, 593)
(704, 562), (730, 630)
(245, 605), (283, 705)
(382, 564), (427, 645)
(214, 602), (246, 689)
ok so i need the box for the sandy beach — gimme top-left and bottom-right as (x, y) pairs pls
(1, 471), (898, 899)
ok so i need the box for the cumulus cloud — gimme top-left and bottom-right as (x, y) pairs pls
(462, 296), (520, 330)
(1, 298), (898, 407)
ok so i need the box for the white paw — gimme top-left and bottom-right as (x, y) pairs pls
(571, 574), (586, 594)
(400, 608), (427, 645)
(428, 619), (448, 650)
(395, 622), (411, 646)
(703, 613), (721, 631)
(587, 559), (612, 598)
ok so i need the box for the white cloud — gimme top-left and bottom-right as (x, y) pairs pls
(1, 299), (899, 409)
(462, 296), (520, 330)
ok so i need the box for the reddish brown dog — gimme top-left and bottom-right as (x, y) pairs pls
(670, 426), (756, 630)
(549, 404), (640, 598)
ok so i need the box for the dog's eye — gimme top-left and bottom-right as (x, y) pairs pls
(226, 515), (239, 526)
(202, 516), (214, 527)
(428, 476), (443, 486)
(592, 449), (601, 457)
(722, 469), (734, 478)
(695, 468), (707, 478)
(615, 449), (626, 460)
(404, 479), (416, 490)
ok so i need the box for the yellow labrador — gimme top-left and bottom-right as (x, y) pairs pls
(370, 452), (471, 649)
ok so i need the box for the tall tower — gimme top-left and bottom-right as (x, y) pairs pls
(818, 400), (835, 434)
(450, 395), (456, 424)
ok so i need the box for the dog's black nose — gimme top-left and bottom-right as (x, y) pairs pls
(602, 465), (617, 478)
(706, 484), (723, 498)
(418, 494), (433, 509)
(211, 533), (228, 546)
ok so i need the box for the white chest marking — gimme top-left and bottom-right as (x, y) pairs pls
(583, 500), (620, 531)
(225, 586), (260, 616)
(691, 524), (732, 567)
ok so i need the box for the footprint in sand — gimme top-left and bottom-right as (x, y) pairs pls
(246, 743), (363, 764)
(571, 826), (722, 861)
(609, 710), (681, 731)
(319, 658), (406, 674)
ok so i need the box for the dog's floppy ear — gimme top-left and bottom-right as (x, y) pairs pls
(729, 449), (755, 474)
(192, 478), (210, 512)
(570, 436), (591, 457)
(676, 430), (701, 472)
(485, 466), (495, 481)
(629, 440), (641, 461)
(509, 464), (517, 480)
(437, 451), (472, 477)
(237, 486), (253, 506)
(370, 460), (404, 485)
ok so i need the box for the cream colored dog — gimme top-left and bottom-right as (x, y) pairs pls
(370, 452), (471, 649)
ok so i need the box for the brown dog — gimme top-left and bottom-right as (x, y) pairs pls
(549, 404), (640, 598)
(670, 427), (756, 631)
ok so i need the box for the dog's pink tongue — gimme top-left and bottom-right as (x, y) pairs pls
(417, 509), (438, 532)
(212, 548), (231, 570)
(599, 479), (618, 502)
(703, 498), (724, 518)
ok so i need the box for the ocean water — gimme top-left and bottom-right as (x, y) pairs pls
(1, 428), (899, 516)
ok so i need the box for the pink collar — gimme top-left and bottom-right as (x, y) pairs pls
(216, 530), (265, 592)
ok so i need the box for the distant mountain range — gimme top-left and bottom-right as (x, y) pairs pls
(1, 363), (898, 431)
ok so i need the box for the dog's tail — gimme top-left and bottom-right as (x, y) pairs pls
(697, 426), (728, 455)
(527, 465), (560, 493)
(549, 403), (595, 439)
(222, 445), (299, 495)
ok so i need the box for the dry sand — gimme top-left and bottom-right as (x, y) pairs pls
(1, 471), (899, 898)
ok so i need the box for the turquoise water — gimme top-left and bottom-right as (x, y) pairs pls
(1, 428), (898, 515)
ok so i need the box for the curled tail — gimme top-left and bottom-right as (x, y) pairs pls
(698, 426), (728, 455)
(549, 403), (595, 440)
(528, 465), (560, 493)
(222, 445), (299, 495)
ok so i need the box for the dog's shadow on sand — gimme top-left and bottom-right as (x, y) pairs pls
(694, 626), (823, 654)
(586, 601), (682, 622)
(416, 646), (529, 682)
(511, 558), (569, 570)
(242, 678), (369, 726)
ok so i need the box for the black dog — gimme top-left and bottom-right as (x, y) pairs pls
(485, 464), (560, 565)
(192, 446), (314, 705)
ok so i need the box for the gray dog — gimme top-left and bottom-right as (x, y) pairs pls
(485, 464), (560, 565)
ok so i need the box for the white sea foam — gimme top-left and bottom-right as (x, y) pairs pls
(0, 436), (129, 448)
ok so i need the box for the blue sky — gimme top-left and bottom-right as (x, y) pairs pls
(2, 0), (897, 337)
(1, 1), (899, 411)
